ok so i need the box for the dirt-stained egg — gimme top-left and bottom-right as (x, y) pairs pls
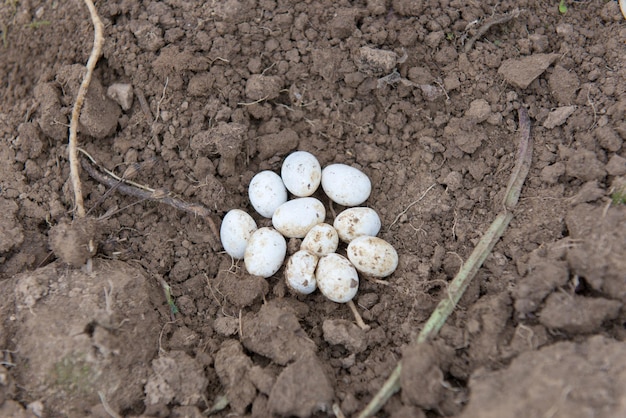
(244, 227), (287, 278)
(333, 207), (381, 242)
(321, 164), (371, 206)
(249, 170), (288, 218)
(301, 223), (339, 257)
(285, 250), (318, 295)
(316, 253), (359, 303)
(347, 236), (398, 278)
(220, 209), (257, 259)
(281, 151), (322, 197)
(272, 197), (326, 238)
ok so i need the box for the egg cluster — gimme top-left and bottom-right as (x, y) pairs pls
(219, 151), (398, 303)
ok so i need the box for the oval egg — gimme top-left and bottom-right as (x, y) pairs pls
(347, 236), (398, 278)
(249, 170), (288, 218)
(301, 223), (339, 257)
(333, 207), (381, 243)
(220, 209), (257, 259)
(272, 197), (326, 238)
(321, 164), (371, 206)
(285, 250), (318, 295)
(316, 253), (359, 303)
(281, 151), (322, 197)
(244, 227), (287, 278)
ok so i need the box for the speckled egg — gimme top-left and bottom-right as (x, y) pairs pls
(249, 170), (288, 218)
(281, 151), (322, 197)
(285, 250), (318, 295)
(272, 197), (326, 238)
(301, 223), (339, 257)
(244, 227), (287, 278)
(321, 164), (371, 206)
(316, 253), (359, 303)
(347, 236), (398, 278)
(333, 207), (381, 242)
(220, 209), (257, 259)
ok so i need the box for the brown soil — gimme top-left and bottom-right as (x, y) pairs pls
(1, 1), (625, 417)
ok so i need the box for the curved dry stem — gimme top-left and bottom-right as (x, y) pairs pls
(357, 107), (533, 418)
(68, 0), (104, 218)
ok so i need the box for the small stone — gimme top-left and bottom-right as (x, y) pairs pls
(465, 99), (491, 123)
(357, 46), (398, 75)
(498, 54), (560, 89)
(107, 83), (134, 111)
(543, 106), (576, 129)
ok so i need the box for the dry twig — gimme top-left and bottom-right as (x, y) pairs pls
(80, 154), (220, 249)
(357, 107), (533, 418)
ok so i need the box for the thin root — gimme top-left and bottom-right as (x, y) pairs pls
(388, 183), (437, 230)
(348, 300), (370, 331)
(464, 8), (520, 53)
(68, 0), (104, 218)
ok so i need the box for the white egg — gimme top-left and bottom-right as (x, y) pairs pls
(285, 250), (318, 295)
(316, 253), (359, 303)
(249, 170), (288, 218)
(333, 207), (381, 243)
(244, 227), (287, 278)
(301, 223), (339, 257)
(272, 197), (326, 238)
(281, 151), (322, 197)
(321, 164), (372, 206)
(347, 236), (398, 278)
(220, 209), (258, 259)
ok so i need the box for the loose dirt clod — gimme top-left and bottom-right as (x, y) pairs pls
(268, 353), (334, 418)
(460, 336), (626, 418)
(6, 260), (160, 416)
(241, 303), (316, 366)
(48, 217), (99, 267)
(401, 343), (445, 410)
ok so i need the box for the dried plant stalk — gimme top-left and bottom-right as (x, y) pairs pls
(358, 107), (533, 418)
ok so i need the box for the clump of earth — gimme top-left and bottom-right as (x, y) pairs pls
(1, 0), (625, 417)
